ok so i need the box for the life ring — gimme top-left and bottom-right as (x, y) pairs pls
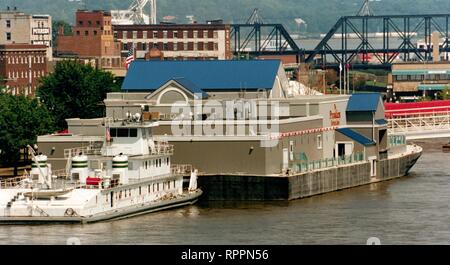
(65, 208), (75, 216)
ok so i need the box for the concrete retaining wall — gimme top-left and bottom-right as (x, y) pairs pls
(198, 149), (422, 201)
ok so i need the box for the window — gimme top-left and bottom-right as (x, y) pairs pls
(6, 20), (11, 28)
(79, 21), (83, 26)
(88, 21), (92, 26)
(6, 32), (11, 41)
(395, 75), (408, 81)
(153, 31), (158, 38)
(317, 134), (323, 150)
(129, 128), (138, 137)
(85, 31), (89, 36)
(174, 31), (179, 38)
(93, 30), (97, 35)
(117, 128), (129, 137)
(96, 21), (100, 26)
(76, 31), (80, 36)
(163, 43), (168, 50)
(289, 141), (294, 161)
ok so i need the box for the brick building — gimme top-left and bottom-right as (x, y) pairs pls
(56, 10), (122, 69)
(0, 44), (48, 96)
(0, 9), (52, 61)
(113, 23), (232, 60)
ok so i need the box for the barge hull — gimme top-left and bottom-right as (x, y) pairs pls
(198, 146), (422, 201)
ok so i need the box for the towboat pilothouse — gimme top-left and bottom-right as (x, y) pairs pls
(0, 117), (202, 223)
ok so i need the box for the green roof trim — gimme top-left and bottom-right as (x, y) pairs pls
(417, 84), (450, 90)
(392, 70), (450, 75)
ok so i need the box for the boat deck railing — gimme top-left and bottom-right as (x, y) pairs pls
(151, 142), (174, 156)
(288, 152), (366, 174)
(171, 164), (193, 175)
(64, 146), (102, 159)
(0, 176), (28, 189)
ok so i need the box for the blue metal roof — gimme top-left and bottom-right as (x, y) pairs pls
(336, 128), (376, 146)
(375, 119), (387, 125)
(347, 93), (381, 112)
(122, 60), (282, 91)
(172, 78), (208, 99)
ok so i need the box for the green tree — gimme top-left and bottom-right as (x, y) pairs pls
(0, 92), (55, 176)
(37, 60), (120, 130)
(437, 86), (450, 100)
(52, 20), (73, 48)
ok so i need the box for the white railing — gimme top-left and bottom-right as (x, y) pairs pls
(151, 142), (174, 156)
(171, 164), (193, 175)
(63, 142), (102, 159)
(387, 111), (450, 135)
(0, 176), (28, 189)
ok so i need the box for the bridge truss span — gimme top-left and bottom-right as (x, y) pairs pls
(305, 14), (450, 65)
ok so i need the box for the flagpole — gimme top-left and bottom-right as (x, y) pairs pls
(339, 63), (342, 95)
(343, 63), (346, 95)
(347, 63), (350, 94)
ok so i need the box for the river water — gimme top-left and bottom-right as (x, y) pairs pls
(0, 139), (449, 245)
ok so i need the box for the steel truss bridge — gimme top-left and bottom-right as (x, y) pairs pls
(231, 14), (450, 69)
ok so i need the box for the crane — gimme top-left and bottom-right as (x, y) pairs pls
(111, 0), (157, 25)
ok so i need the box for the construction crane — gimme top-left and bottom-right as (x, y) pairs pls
(111, 0), (157, 25)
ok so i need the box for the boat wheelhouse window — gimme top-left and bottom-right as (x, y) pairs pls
(117, 128), (128, 137)
(111, 128), (138, 137)
(129, 128), (138, 137)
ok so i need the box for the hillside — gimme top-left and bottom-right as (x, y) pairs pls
(3, 0), (450, 34)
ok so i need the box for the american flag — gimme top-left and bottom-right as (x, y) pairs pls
(105, 127), (111, 143)
(125, 43), (135, 70)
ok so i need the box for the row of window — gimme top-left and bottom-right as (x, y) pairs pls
(107, 180), (177, 204)
(144, 157), (170, 170)
(394, 74), (450, 82)
(109, 128), (138, 138)
(8, 70), (45, 80)
(0, 55), (46, 64)
(3, 86), (35, 96)
(76, 30), (111, 36)
(117, 30), (219, 40)
(123, 42), (219, 52)
(5, 20), (48, 29)
(78, 20), (110, 26)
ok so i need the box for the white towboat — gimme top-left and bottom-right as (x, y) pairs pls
(0, 118), (202, 224)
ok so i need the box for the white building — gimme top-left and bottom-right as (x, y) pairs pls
(0, 9), (53, 61)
